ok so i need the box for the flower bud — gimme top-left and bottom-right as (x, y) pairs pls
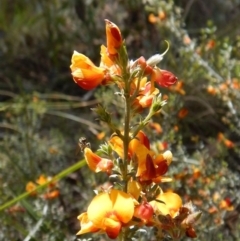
(147, 54), (164, 66)
(105, 19), (122, 56)
(138, 56), (147, 69)
(134, 201), (154, 222)
(163, 150), (173, 165)
(186, 227), (197, 238)
(152, 68), (178, 88)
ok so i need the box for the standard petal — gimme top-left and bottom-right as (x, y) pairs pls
(110, 190), (134, 223)
(87, 192), (112, 228)
(152, 192), (182, 217)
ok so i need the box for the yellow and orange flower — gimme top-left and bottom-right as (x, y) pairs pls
(70, 51), (106, 90)
(84, 147), (113, 173)
(137, 81), (159, 108)
(26, 181), (37, 196)
(130, 78), (159, 111)
(109, 131), (172, 183)
(109, 130), (150, 161)
(77, 189), (135, 239)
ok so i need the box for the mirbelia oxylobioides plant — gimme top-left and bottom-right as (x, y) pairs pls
(70, 20), (201, 241)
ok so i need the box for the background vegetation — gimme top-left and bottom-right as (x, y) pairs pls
(0, 0), (240, 240)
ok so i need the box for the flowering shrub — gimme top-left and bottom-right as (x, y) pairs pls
(70, 20), (201, 240)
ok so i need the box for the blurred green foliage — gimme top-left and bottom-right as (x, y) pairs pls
(0, 0), (240, 240)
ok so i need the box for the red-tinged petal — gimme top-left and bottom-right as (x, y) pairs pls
(138, 154), (156, 180)
(135, 131), (150, 150)
(129, 140), (153, 176)
(105, 19), (122, 56)
(71, 68), (105, 90)
(155, 160), (168, 176)
(84, 148), (113, 173)
(152, 68), (178, 88)
(96, 158), (113, 174)
(104, 218), (122, 239)
(138, 95), (154, 108)
(84, 148), (101, 172)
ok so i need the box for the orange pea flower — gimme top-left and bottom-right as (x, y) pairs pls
(206, 39), (216, 50)
(128, 135), (172, 182)
(148, 13), (158, 24)
(26, 181), (37, 196)
(219, 197), (234, 211)
(217, 132), (235, 148)
(84, 147), (113, 173)
(169, 80), (186, 95)
(70, 51), (106, 90)
(148, 121), (163, 134)
(36, 174), (56, 189)
(43, 190), (60, 200)
(77, 189), (135, 239)
(151, 68), (178, 88)
(178, 108), (189, 119)
(109, 130), (150, 160)
(127, 77), (159, 112)
(110, 131), (172, 183)
(207, 85), (217, 95)
(105, 19), (123, 57)
(137, 81), (160, 108)
(158, 10), (167, 21)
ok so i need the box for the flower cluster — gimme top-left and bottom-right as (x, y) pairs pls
(70, 20), (200, 240)
(26, 174), (60, 200)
